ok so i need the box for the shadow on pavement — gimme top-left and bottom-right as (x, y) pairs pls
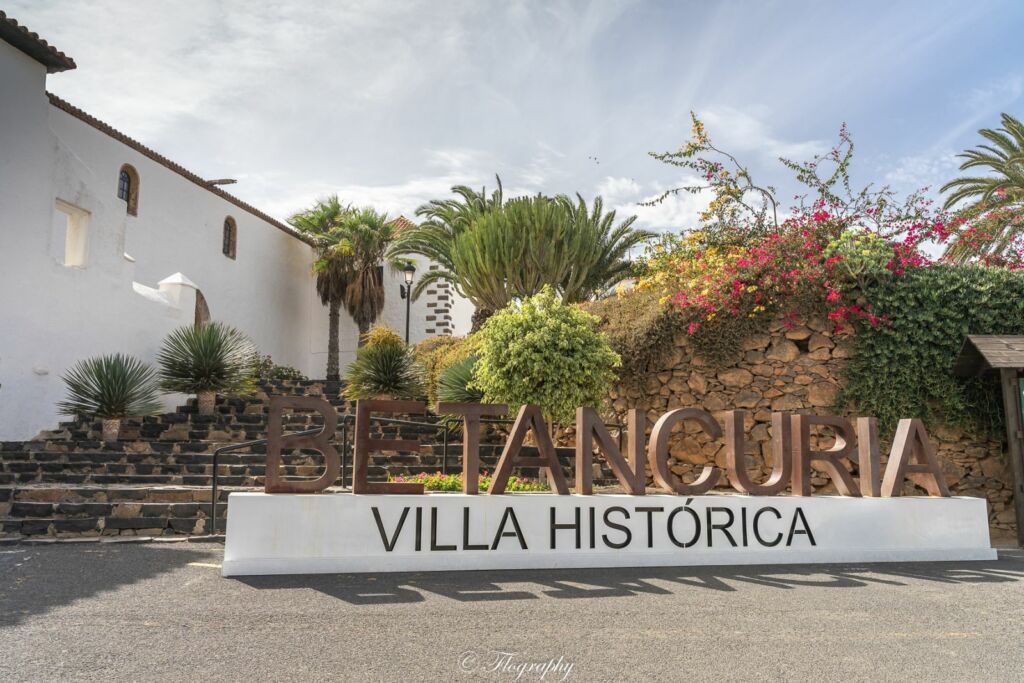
(235, 550), (1024, 605)
(0, 542), (213, 627)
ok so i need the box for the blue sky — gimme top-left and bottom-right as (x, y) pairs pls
(12, 0), (1024, 229)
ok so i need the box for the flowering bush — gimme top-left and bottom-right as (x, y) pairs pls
(390, 471), (550, 492)
(632, 118), (957, 361)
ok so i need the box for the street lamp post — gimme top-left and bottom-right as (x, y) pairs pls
(400, 262), (416, 344)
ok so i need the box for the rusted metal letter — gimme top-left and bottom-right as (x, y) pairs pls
(487, 405), (570, 495)
(856, 417), (882, 497)
(647, 408), (722, 495)
(265, 395), (340, 493)
(352, 399), (426, 495)
(437, 402), (508, 494)
(881, 418), (950, 497)
(791, 414), (861, 497)
(725, 411), (791, 495)
(576, 407), (646, 495)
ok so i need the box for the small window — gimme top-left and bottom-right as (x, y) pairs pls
(117, 164), (140, 216)
(52, 200), (90, 267)
(222, 216), (237, 259)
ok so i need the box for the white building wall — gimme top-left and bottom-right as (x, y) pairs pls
(0, 37), (463, 439)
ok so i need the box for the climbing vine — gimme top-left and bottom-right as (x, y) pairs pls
(843, 265), (1024, 436)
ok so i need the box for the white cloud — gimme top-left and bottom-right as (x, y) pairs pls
(883, 151), (959, 192)
(702, 107), (828, 160)
(596, 176), (709, 232)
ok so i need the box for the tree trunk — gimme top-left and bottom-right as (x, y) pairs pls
(101, 418), (121, 442)
(327, 299), (341, 381)
(197, 390), (217, 416)
(357, 320), (370, 347)
(470, 307), (494, 333)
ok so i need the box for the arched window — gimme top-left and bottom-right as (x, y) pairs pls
(117, 164), (140, 216)
(222, 216), (237, 259)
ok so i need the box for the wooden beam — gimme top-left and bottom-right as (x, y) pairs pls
(998, 368), (1024, 547)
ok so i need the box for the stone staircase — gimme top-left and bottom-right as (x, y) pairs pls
(0, 380), (593, 539)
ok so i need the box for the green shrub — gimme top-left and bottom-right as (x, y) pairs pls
(390, 471), (550, 492)
(473, 286), (620, 424)
(437, 355), (483, 403)
(413, 335), (475, 404)
(843, 264), (1024, 436)
(157, 322), (256, 395)
(58, 353), (163, 419)
(345, 327), (423, 399)
(587, 287), (687, 377)
(248, 352), (308, 381)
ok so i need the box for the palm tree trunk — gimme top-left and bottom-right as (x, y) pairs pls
(327, 298), (341, 381)
(470, 307), (494, 333)
(357, 320), (370, 347)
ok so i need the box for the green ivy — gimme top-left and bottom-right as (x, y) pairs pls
(843, 265), (1024, 437)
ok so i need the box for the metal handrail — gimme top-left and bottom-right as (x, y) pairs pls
(210, 427), (320, 534)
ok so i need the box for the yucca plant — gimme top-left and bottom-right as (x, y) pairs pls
(437, 355), (484, 404)
(157, 322), (256, 415)
(344, 327), (423, 399)
(57, 354), (163, 441)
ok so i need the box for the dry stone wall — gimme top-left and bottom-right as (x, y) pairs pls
(605, 317), (1017, 542)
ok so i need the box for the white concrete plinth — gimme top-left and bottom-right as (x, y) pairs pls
(221, 493), (996, 576)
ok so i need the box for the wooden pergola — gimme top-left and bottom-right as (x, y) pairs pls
(954, 335), (1024, 546)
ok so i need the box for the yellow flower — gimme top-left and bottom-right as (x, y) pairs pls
(746, 285), (758, 293)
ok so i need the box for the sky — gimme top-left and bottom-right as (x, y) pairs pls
(11, 0), (1024, 230)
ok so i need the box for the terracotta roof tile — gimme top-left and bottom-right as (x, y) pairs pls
(389, 215), (418, 233)
(0, 11), (76, 73)
(47, 93), (311, 245)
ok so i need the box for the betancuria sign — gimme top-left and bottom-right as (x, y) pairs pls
(221, 398), (996, 576)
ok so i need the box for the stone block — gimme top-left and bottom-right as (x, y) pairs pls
(734, 390), (761, 408)
(741, 334), (771, 351)
(765, 339), (800, 363)
(807, 382), (840, 407)
(770, 395), (804, 411)
(687, 372), (708, 395)
(717, 368), (753, 387)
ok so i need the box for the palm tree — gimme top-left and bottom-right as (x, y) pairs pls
(942, 113), (1024, 262)
(390, 183), (653, 330)
(290, 195), (351, 380)
(389, 178), (504, 329)
(556, 193), (655, 301)
(331, 207), (399, 341)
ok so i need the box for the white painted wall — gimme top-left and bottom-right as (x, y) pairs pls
(0, 39), (465, 438)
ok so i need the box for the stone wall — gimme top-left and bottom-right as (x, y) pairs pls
(604, 318), (1017, 542)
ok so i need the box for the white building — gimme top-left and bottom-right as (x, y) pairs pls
(0, 12), (468, 439)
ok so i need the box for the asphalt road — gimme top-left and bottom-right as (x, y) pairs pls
(1, 542), (1023, 682)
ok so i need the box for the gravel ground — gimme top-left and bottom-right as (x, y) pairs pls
(1, 542), (1023, 682)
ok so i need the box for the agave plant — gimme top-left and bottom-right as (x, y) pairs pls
(344, 327), (423, 400)
(57, 354), (163, 441)
(157, 322), (256, 415)
(437, 355), (483, 404)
